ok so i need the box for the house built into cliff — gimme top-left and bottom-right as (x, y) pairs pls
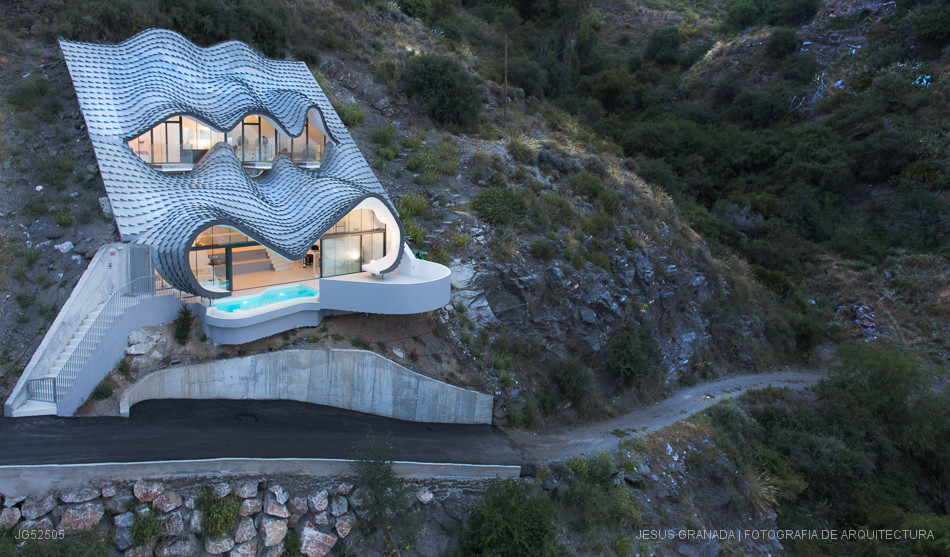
(5, 29), (449, 415)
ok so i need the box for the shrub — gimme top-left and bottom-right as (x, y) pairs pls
(198, 487), (241, 538)
(773, 0), (819, 26)
(399, 0), (432, 19)
(351, 336), (368, 349)
(552, 357), (590, 404)
(371, 121), (397, 145)
(530, 239), (556, 260)
(644, 26), (681, 64)
(173, 305), (192, 345)
(331, 99), (367, 126)
(403, 218), (426, 244)
(131, 510), (161, 545)
(117, 357), (131, 374)
(767, 28), (800, 59)
(472, 187), (526, 226)
(607, 326), (658, 384)
(353, 433), (417, 546)
(459, 480), (559, 557)
(292, 46), (320, 68)
(92, 381), (113, 400)
(403, 53), (482, 130)
(284, 528), (302, 555)
(398, 192), (428, 218)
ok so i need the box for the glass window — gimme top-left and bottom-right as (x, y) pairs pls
(166, 119), (181, 164)
(260, 118), (276, 162)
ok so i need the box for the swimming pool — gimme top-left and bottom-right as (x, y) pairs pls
(213, 284), (319, 313)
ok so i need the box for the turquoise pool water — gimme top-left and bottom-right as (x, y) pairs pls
(214, 284), (319, 312)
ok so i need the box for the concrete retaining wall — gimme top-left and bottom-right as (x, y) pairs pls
(121, 349), (493, 424)
(0, 459), (521, 497)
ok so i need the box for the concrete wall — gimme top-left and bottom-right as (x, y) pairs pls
(56, 295), (182, 416)
(199, 301), (324, 345)
(121, 349), (493, 424)
(0, 459), (521, 497)
(5, 244), (132, 416)
(320, 259), (451, 315)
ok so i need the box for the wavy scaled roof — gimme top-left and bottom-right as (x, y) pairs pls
(60, 29), (401, 298)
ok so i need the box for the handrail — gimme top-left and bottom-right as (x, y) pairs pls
(24, 274), (195, 404)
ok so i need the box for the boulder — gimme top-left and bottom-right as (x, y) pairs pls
(155, 535), (197, 556)
(236, 481), (259, 498)
(19, 517), (54, 532)
(312, 511), (329, 526)
(239, 498), (262, 516)
(230, 539), (258, 557)
(133, 480), (164, 503)
(21, 494), (57, 520)
(152, 492), (182, 513)
(125, 542), (156, 557)
(264, 490), (290, 518)
(288, 496), (309, 515)
(330, 496), (347, 517)
(3, 495), (26, 508)
(60, 487), (100, 504)
(161, 510), (185, 536)
(337, 483), (353, 496)
(234, 516), (255, 543)
(0, 507), (21, 531)
(104, 491), (135, 514)
(189, 509), (202, 534)
(212, 483), (232, 499)
(58, 502), (104, 533)
(205, 536), (235, 554)
(308, 489), (328, 513)
(300, 521), (337, 557)
(114, 527), (135, 551)
(114, 511), (134, 529)
(259, 515), (287, 547)
(335, 514), (355, 539)
(268, 484), (289, 504)
(100, 484), (117, 498)
(415, 488), (434, 505)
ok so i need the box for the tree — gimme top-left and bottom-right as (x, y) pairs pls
(403, 53), (482, 130)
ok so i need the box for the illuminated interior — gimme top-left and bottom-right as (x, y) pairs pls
(128, 114), (327, 170)
(189, 208), (387, 293)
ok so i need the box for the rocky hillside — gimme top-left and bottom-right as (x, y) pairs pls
(0, 1), (787, 426)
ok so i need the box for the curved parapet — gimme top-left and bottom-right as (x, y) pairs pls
(60, 29), (404, 298)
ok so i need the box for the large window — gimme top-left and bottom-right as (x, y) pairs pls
(320, 209), (386, 278)
(128, 115), (327, 169)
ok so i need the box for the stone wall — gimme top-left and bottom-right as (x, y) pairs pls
(120, 349), (494, 424)
(0, 475), (489, 557)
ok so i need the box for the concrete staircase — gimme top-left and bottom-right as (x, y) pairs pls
(46, 302), (107, 378)
(265, 248), (294, 272)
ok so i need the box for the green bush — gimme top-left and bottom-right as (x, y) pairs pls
(552, 357), (590, 404)
(92, 381), (113, 400)
(459, 480), (559, 557)
(530, 239), (555, 260)
(398, 0), (431, 19)
(607, 326), (658, 384)
(767, 28), (800, 59)
(403, 53), (482, 130)
(198, 487), (241, 538)
(173, 305), (192, 345)
(398, 192), (428, 218)
(331, 99), (367, 126)
(284, 528), (302, 555)
(403, 218), (426, 244)
(54, 209), (76, 227)
(644, 26), (681, 64)
(292, 45), (320, 67)
(353, 433), (417, 545)
(472, 187), (526, 226)
(131, 510), (161, 545)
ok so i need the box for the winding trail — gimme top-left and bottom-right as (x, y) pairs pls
(509, 370), (823, 463)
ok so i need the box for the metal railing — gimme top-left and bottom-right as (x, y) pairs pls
(24, 275), (185, 403)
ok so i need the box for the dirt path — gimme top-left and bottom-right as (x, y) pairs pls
(509, 370), (823, 463)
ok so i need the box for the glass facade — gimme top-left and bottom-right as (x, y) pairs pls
(128, 115), (326, 168)
(189, 209), (387, 290)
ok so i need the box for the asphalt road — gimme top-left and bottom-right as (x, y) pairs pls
(0, 400), (520, 466)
